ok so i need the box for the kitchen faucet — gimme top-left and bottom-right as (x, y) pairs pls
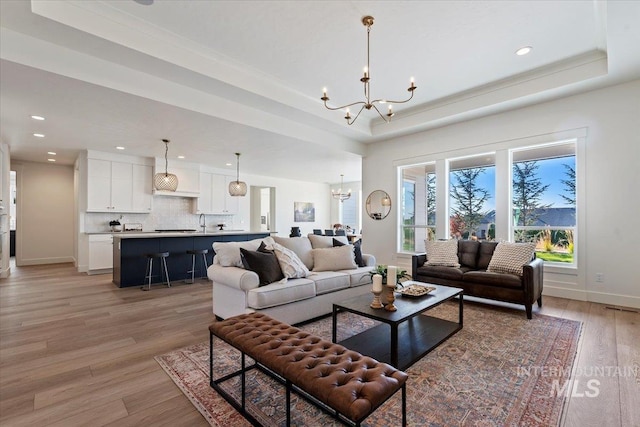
(199, 213), (206, 233)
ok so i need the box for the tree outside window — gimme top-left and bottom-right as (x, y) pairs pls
(512, 142), (576, 264)
(449, 155), (495, 240)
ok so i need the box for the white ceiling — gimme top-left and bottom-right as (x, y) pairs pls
(1, 0), (639, 184)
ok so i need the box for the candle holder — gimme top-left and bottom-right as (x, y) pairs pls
(384, 283), (397, 312)
(370, 289), (383, 309)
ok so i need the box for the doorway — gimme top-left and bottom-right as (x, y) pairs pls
(250, 186), (275, 233)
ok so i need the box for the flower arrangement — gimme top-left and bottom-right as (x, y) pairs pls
(369, 265), (410, 287)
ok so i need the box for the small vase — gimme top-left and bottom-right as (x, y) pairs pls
(289, 227), (301, 237)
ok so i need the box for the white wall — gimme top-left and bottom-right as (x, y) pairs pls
(11, 161), (75, 266)
(0, 143), (10, 277)
(363, 79), (640, 308)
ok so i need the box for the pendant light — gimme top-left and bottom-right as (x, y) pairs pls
(228, 152), (247, 197)
(153, 139), (179, 192)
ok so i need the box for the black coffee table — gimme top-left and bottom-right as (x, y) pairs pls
(332, 282), (463, 370)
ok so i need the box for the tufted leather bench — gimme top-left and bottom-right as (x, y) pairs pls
(209, 312), (408, 426)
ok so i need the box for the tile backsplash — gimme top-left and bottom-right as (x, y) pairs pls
(84, 196), (236, 232)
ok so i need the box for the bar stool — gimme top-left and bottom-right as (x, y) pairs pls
(186, 249), (209, 284)
(142, 252), (171, 291)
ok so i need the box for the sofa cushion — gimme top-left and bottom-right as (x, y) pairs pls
(487, 242), (536, 276)
(416, 265), (465, 281)
(312, 245), (358, 272)
(309, 271), (350, 295)
(273, 236), (314, 270)
(463, 270), (522, 288)
(458, 240), (480, 268)
(240, 247), (284, 286)
(333, 238), (366, 267)
(213, 237), (275, 267)
(269, 242), (310, 279)
(425, 239), (460, 267)
(337, 266), (375, 287)
(308, 234), (348, 248)
(247, 278), (316, 309)
(477, 241), (499, 270)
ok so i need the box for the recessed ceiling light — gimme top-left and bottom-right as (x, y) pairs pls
(116, 146), (125, 150)
(177, 155), (184, 159)
(515, 46), (533, 56)
(47, 158), (56, 162)
(48, 151), (56, 155)
(33, 133), (45, 138)
(31, 115), (45, 120)
(225, 163), (232, 166)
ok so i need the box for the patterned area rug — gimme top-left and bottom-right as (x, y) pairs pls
(156, 301), (581, 426)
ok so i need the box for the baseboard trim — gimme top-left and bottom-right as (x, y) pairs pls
(543, 285), (588, 301)
(18, 256), (75, 266)
(586, 290), (640, 310)
(543, 285), (640, 310)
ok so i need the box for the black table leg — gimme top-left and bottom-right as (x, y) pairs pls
(332, 305), (338, 343)
(390, 323), (398, 367)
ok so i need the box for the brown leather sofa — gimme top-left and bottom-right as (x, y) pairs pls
(412, 240), (544, 319)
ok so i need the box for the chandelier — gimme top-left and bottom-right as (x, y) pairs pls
(321, 15), (417, 125)
(228, 152), (247, 197)
(332, 174), (351, 202)
(153, 139), (178, 191)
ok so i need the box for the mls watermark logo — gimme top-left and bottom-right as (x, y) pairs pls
(550, 379), (600, 398)
(516, 365), (638, 399)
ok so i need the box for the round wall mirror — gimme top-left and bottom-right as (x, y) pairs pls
(366, 190), (392, 220)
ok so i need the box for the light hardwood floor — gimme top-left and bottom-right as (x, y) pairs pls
(1, 263), (638, 426)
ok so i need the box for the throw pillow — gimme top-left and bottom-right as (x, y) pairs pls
(212, 237), (275, 268)
(487, 242), (536, 276)
(272, 236), (314, 270)
(308, 234), (348, 249)
(239, 247), (284, 286)
(270, 242), (310, 279)
(425, 239), (460, 267)
(311, 245), (357, 272)
(332, 238), (366, 267)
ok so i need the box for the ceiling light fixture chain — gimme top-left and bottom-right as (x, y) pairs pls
(321, 15), (417, 125)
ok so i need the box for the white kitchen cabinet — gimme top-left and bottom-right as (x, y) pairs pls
(132, 164), (153, 212)
(88, 234), (113, 273)
(193, 173), (238, 215)
(87, 159), (152, 213)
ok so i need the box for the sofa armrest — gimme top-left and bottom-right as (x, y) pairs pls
(522, 257), (544, 302)
(207, 264), (260, 292)
(362, 253), (376, 267)
(412, 253), (427, 280)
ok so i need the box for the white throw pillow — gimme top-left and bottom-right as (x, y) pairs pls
(425, 239), (460, 267)
(213, 237), (275, 268)
(487, 242), (536, 276)
(272, 236), (314, 270)
(270, 242), (310, 278)
(312, 245), (357, 272)
(308, 234), (348, 248)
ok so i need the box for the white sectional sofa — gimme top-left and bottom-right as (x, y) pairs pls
(208, 234), (375, 325)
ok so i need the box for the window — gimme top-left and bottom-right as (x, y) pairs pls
(340, 190), (358, 231)
(511, 142), (576, 265)
(400, 163), (436, 252)
(448, 154), (495, 240)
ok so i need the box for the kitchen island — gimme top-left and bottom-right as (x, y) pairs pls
(112, 231), (272, 287)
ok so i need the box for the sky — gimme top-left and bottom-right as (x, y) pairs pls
(403, 155), (576, 220)
(473, 156), (576, 211)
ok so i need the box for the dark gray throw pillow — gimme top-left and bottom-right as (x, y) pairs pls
(240, 247), (284, 286)
(333, 238), (366, 267)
